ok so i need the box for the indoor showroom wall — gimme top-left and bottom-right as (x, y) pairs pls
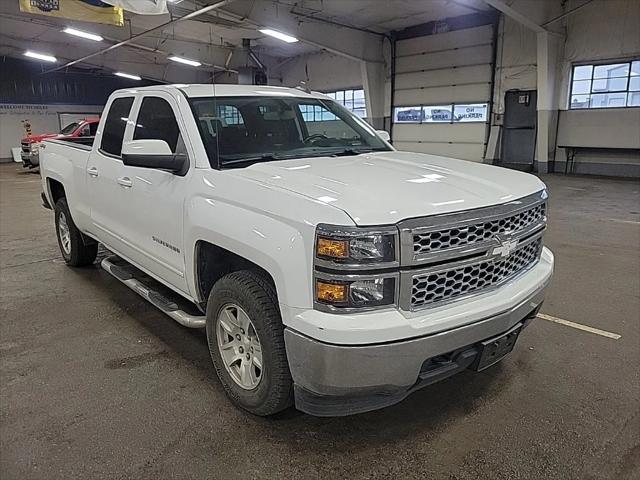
(484, 15), (538, 164)
(0, 56), (154, 162)
(0, 104), (103, 161)
(271, 51), (363, 92)
(553, 0), (640, 175)
(390, 23), (495, 162)
(487, 0), (639, 175)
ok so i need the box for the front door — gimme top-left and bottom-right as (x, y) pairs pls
(115, 92), (191, 294)
(500, 90), (537, 171)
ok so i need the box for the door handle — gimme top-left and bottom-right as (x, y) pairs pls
(87, 166), (99, 177)
(117, 176), (133, 188)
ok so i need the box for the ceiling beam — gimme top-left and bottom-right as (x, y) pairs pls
(214, 7), (384, 63)
(0, 12), (241, 73)
(484, 0), (546, 33)
(0, 41), (172, 83)
(542, 0), (595, 27)
(0, 12), (236, 55)
(44, 0), (238, 74)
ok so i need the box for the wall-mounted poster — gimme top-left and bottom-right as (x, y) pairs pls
(18, 0), (124, 26)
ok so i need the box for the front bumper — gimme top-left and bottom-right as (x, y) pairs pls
(21, 151), (39, 168)
(285, 279), (548, 416)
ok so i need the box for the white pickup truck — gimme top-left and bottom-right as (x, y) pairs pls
(40, 84), (553, 417)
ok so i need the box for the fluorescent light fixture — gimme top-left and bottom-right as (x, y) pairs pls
(24, 50), (57, 62)
(168, 55), (201, 67)
(259, 28), (298, 43)
(63, 27), (103, 42)
(115, 72), (141, 81)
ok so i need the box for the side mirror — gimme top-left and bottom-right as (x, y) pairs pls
(376, 130), (391, 142)
(121, 139), (188, 175)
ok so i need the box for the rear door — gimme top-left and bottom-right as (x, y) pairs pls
(115, 92), (191, 293)
(87, 95), (135, 253)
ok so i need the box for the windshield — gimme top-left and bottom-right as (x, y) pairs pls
(189, 96), (391, 168)
(59, 122), (80, 135)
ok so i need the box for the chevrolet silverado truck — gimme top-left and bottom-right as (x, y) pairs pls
(21, 117), (99, 168)
(40, 85), (553, 417)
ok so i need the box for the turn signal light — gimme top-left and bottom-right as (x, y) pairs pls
(316, 281), (348, 303)
(316, 237), (349, 259)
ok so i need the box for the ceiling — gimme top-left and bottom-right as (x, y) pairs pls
(269, 0), (491, 32)
(0, 0), (493, 83)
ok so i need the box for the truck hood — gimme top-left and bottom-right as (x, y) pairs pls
(22, 133), (59, 143)
(233, 151), (546, 225)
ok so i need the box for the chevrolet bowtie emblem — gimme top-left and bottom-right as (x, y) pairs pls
(492, 235), (518, 257)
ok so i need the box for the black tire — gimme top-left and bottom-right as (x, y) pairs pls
(54, 197), (98, 267)
(206, 270), (293, 416)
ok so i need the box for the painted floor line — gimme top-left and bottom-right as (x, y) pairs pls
(536, 313), (621, 340)
(609, 218), (640, 225)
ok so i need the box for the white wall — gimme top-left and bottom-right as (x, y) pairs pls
(492, 16), (537, 116)
(553, 0), (640, 173)
(270, 51), (363, 91)
(0, 104), (103, 160)
(557, 0), (640, 109)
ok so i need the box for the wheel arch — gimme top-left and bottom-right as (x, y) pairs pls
(47, 177), (66, 204)
(194, 240), (279, 309)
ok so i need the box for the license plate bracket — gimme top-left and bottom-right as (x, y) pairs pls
(471, 323), (523, 371)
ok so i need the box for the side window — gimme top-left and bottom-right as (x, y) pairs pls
(79, 124), (90, 137)
(133, 97), (180, 152)
(100, 97), (134, 156)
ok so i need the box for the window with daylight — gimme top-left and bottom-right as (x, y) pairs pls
(325, 89), (367, 118)
(299, 104), (337, 122)
(570, 60), (640, 109)
(394, 103), (488, 124)
(217, 105), (244, 125)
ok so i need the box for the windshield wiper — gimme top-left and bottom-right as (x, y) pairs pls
(221, 153), (291, 167)
(330, 148), (379, 157)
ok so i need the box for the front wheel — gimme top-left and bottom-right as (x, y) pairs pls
(206, 271), (293, 416)
(54, 198), (98, 267)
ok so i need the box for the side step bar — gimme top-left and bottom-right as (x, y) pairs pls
(101, 256), (206, 329)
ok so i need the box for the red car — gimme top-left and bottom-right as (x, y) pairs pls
(21, 117), (100, 168)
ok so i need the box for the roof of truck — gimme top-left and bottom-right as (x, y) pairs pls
(121, 84), (328, 99)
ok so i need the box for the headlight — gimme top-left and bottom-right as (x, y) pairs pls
(315, 224), (398, 268)
(315, 274), (397, 311)
(30, 143), (40, 152)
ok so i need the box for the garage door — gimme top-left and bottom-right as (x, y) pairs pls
(392, 24), (495, 161)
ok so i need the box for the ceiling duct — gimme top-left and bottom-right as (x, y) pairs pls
(238, 38), (267, 85)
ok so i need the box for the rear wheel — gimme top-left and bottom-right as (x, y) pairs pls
(206, 270), (293, 416)
(54, 198), (98, 267)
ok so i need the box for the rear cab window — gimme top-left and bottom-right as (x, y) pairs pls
(100, 97), (134, 156)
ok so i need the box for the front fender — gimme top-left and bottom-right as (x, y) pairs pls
(186, 197), (318, 309)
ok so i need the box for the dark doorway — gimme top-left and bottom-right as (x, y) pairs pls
(499, 90), (537, 171)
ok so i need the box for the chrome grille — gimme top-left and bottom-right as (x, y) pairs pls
(21, 142), (30, 153)
(410, 239), (542, 309)
(413, 203), (546, 255)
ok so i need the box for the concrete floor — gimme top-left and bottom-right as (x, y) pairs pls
(0, 163), (638, 480)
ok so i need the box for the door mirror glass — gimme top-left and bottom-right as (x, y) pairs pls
(376, 130), (390, 142)
(121, 139), (187, 175)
